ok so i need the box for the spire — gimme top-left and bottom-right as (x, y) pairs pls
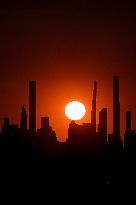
(91, 81), (97, 133)
(20, 105), (27, 132)
(22, 104), (25, 112)
(29, 80), (36, 133)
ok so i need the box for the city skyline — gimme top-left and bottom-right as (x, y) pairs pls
(1, 1), (136, 185)
(0, 75), (135, 161)
(0, 75), (135, 144)
(0, 1), (136, 141)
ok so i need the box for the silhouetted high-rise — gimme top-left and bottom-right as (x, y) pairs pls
(98, 108), (107, 144)
(91, 81), (97, 133)
(29, 81), (36, 133)
(20, 105), (27, 132)
(2, 117), (10, 134)
(126, 111), (131, 131)
(41, 117), (49, 131)
(37, 116), (57, 146)
(113, 76), (120, 138)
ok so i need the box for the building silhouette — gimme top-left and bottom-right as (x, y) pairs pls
(126, 111), (131, 131)
(98, 108), (107, 145)
(113, 75), (120, 139)
(0, 75), (136, 184)
(124, 111), (136, 156)
(20, 105), (27, 132)
(67, 81), (98, 154)
(108, 76), (123, 150)
(2, 117), (10, 134)
(37, 116), (57, 142)
(67, 120), (96, 154)
(36, 116), (57, 158)
(41, 117), (49, 131)
(91, 81), (97, 134)
(29, 81), (36, 133)
(124, 130), (136, 156)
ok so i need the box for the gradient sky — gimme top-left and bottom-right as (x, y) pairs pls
(0, 1), (136, 141)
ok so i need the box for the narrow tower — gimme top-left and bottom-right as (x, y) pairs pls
(29, 80), (36, 133)
(91, 81), (97, 133)
(113, 76), (120, 138)
(98, 108), (107, 144)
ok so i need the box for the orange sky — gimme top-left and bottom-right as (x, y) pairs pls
(0, 72), (135, 142)
(0, 1), (136, 141)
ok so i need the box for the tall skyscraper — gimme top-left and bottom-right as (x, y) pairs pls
(126, 111), (131, 131)
(20, 105), (27, 132)
(91, 81), (97, 133)
(113, 76), (120, 138)
(98, 108), (107, 144)
(29, 81), (36, 133)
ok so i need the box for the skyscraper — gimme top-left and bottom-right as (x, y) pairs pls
(20, 105), (27, 132)
(113, 76), (120, 138)
(41, 117), (49, 131)
(29, 81), (36, 133)
(126, 111), (131, 131)
(91, 81), (97, 133)
(98, 108), (107, 144)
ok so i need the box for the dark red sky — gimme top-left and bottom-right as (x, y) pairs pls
(0, 1), (136, 141)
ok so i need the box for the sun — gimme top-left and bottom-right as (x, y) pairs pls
(65, 101), (86, 120)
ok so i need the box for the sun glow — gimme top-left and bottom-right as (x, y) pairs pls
(65, 101), (86, 120)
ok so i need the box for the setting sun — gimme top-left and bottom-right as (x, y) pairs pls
(65, 101), (86, 120)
